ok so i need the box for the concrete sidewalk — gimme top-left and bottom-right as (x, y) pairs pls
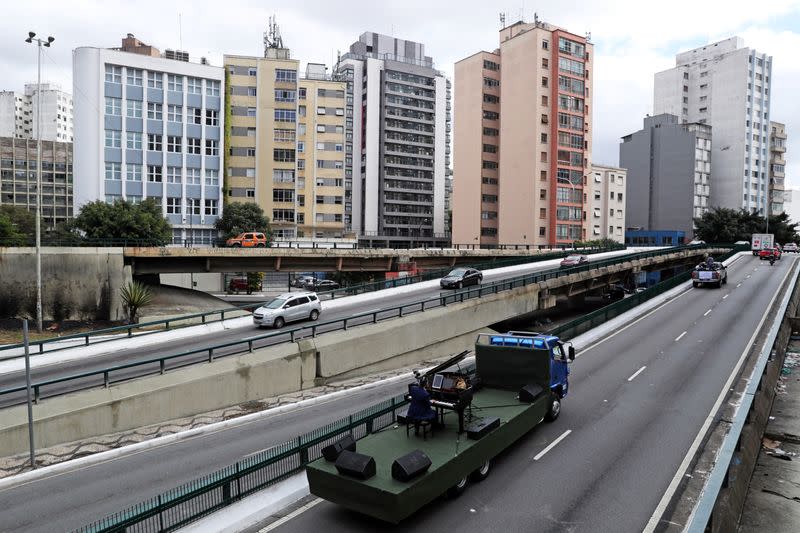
(738, 344), (800, 532)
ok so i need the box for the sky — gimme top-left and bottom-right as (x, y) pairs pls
(2, 0), (800, 185)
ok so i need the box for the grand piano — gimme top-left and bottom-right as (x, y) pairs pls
(408, 350), (475, 433)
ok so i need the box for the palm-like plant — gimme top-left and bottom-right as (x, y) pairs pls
(120, 281), (154, 323)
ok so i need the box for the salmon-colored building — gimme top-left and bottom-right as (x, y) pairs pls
(453, 19), (593, 247)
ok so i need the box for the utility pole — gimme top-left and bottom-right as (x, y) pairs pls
(25, 31), (54, 333)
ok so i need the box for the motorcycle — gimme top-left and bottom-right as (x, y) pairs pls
(769, 255), (776, 266)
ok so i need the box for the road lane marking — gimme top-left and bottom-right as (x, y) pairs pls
(643, 258), (799, 532)
(258, 497), (323, 532)
(675, 332), (687, 342)
(722, 294), (729, 300)
(627, 366), (647, 382)
(737, 283), (742, 288)
(703, 309), (712, 316)
(533, 430), (572, 461)
(746, 274), (751, 279)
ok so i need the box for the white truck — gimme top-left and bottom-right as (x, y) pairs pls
(751, 233), (774, 256)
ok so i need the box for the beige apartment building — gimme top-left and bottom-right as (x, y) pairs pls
(769, 121), (786, 216)
(453, 19), (593, 246)
(585, 164), (626, 243)
(224, 46), (347, 240)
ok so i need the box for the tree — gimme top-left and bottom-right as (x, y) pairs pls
(0, 212), (27, 246)
(120, 281), (154, 323)
(0, 205), (35, 242)
(694, 207), (799, 244)
(73, 199), (172, 245)
(215, 202), (271, 241)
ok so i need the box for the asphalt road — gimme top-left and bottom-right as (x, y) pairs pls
(0, 249), (639, 407)
(264, 255), (794, 533)
(0, 254), (789, 532)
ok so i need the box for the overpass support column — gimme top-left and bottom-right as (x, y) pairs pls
(538, 288), (556, 310)
(296, 339), (318, 389)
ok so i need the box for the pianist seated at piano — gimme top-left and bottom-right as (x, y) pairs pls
(406, 384), (437, 424)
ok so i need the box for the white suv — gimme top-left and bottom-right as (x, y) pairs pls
(253, 292), (321, 328)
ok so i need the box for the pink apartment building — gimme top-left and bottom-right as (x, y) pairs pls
(453, 20), (593, 247)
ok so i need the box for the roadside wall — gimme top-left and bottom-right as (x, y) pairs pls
(0, 247), (130, 321)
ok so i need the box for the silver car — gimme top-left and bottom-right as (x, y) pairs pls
(253, 292), (321, 328)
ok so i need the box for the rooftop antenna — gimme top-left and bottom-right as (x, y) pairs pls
(264, 14), (284, 56)
(499, 12), (506, 28)
(178, 13), (183, 50)
(534, 12), (539, 26)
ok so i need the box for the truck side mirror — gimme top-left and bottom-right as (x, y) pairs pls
(568, 346), (575, 361)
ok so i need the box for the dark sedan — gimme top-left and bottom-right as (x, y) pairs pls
(560, 254), (589, 268)
(303, 279), (340, 292)
(440, 267), (482, 289)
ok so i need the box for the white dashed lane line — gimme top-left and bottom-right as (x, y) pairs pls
(533, 430), (572, 461)
(627, 366), (647, 382)
(737, 283), (742, 288)
(675, 331), (687, 342)
(722, 294), (729, 300)
(704, 309), (712, 316)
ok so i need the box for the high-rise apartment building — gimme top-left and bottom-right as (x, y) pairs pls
(620, 114), (711, 238)
(768, 121), (786, 215)
(73, 34), (225, 244)
(225, 39), (347, 240)
(0, 137), (73, 228)
(654, 37), (772, 215)
(453, 19), (593, 246)
(335, 32), (449, 247)
(0, 83), (73, 142)
(586, 164), (626, 243)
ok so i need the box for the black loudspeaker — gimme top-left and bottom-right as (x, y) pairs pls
(391, 449), (432, 482)
(466, 416), (500, 440)
(519, 383), (544, 403)
(335, 450), (376, 480)
(321, 434), (357, 462)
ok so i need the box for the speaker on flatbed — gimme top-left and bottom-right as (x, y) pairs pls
(335, 450), (376, 480)
(391, 449), (432, 482)
(321, 434), (357, 462)
(519, 383), (544, 403)
(466, 416), (500, 440)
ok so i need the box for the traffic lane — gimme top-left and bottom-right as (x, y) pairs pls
(270, 256), (782, 532)
(0, 255), (586, 402)
(0, 379), (411, 533)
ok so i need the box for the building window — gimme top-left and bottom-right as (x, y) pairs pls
(126, 164), (142, 181)
(275, 69), (297, 83)
(105, 129), (121, 148)
(185, 198), (200, 215)
(126, 68), (143, 86)
(275, 89), (296, 102)
(483, 93), (500, 104)
(105, 65), (122, 83)
(205, 140), (219, 156)
(482, 127), (499, 136)
(187, 137), (201, 155)
(187, 77), (202, 94)
(274, 109), (297, 123)
(274, 129), (295, 142)
(205, 109), (219, 126)
(246, 189), (256, 198)
(481, 194), (497, 203)
(273, 189), (295, 202)
(147, 134), (162, 151)
(248, 67), (257, 76)
(147, 165), (162, 182)
(483, 143), (498, 153)
(206, 80), (221, 97)
(126, 131), (142, 150)
(541, 171), (547, 181)
(105, 162), (121, 180)
(105, 97), (121, 116)
(186, 168), (201, 184)
(166, 197), (181, 215)
(204, 199), (218, 216)
(147, 102), (162, 120)
(540, 189), (546, 200)
(274, 149), (295, 162)
(542, 95), (548, 106)
(541, 133), (548, 143)
(126, 100), (142, 118)
(166, 166), (181, 183)
(147, 72), (163, 89)
(205, 169), (219, 186)
(542, 39), (549, 50)
(542, 58), (548, 68)
(483, 77), (500, 88)
(167, 136), (182, 153)
(298, 87), (307, 99)
(247, 107), (257, 117)
(539, 208), (547, 219)
(540, 151), (547, 162)
(167, 74), (183, 92)
(187, 107), (202, 125)
(167, 104), (182, 122)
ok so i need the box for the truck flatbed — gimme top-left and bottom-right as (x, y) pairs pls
(306, 387), (548, 524)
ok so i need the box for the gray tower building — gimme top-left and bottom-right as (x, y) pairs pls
(620, 114), (711, 238)
(335, 32), (449, 247)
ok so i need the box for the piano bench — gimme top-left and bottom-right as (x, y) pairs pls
(406, 418), (434, 440)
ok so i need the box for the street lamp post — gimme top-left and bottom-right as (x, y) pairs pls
(25, 31), (54, 334)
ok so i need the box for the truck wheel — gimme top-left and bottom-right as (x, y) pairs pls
(447, 475), (469, 498)
(273, 317), (285, 329)
(544, 394), (561, 422)
(470, 459), (492, 482)
(692, 282), (699, 288)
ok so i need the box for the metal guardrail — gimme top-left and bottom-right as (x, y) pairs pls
(72, 395), (410, 533)
(0, 245), (622, 358)
(684, 256), (800, 531)
(0, 245), (721, 405)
